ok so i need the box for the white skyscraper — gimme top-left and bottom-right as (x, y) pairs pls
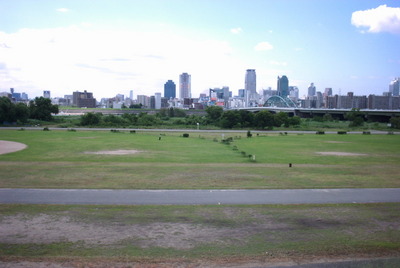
(179, 73), (191, 99)
(389, 78), (399, 96)
(245, 69), (256, 106)
(155, 92), (161, 109)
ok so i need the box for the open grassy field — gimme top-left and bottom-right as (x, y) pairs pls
(0, 129), (399, 266)
(0, 129), (399, 189)
(1, 129), (400, 189)
(0, 203), (399, 266)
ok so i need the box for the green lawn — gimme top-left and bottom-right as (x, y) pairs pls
(0, 203), (399, 261)
(1, 129), (399, 264)
(0, 129), (399, 189)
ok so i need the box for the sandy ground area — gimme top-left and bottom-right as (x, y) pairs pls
(0, 141), (27, 155)
(84, 149), (142, 155)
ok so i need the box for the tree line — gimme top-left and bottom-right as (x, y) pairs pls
(0, 97), (59, 124)
(79, 106), (301, 129)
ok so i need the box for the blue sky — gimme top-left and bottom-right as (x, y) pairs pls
(0, 0), (399, 99)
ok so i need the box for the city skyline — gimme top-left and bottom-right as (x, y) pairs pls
(0, 0), (399, 99)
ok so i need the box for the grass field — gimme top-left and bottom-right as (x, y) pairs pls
(1, 129), (399, 266)
(1, 203), (399, 264)
(0, 129), (399, 189)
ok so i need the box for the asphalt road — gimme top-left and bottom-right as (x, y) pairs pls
(1, 188), (400, 205)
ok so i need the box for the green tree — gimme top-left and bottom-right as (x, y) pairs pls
(288, 116), (301, 127)
(346, 108), (364, 127)
(205, 106), (223, 124)
(129, 103), (142, 109)
(254, 110), (274, 129)
(274, 112), (289, 127)
(137, 113), (161, 126)
(239, 110), (254, 128)
(29, 97), (59, 121)
(323, 113), (334, 121)
(390, 117), (400, 129)
(15, 102), (29, 123)
(80, 112), (102, 126)
(0, 97), (16, 123)
(121, 113), (138, 124)
(220, 110), (241, 128)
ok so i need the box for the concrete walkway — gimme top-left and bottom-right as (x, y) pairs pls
(1, 188), (400, 205)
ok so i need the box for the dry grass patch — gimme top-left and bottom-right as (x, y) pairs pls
(84, 150), (143, 155)
(316, 152), (367, 156)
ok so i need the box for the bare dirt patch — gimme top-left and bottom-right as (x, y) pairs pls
(0, 140), (27, 155)
(0, 214), (265, 249)
(316, 152), (367, 156)
(84, 149), (142, 155)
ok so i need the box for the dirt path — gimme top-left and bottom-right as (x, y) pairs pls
(0, 140), (27, 155)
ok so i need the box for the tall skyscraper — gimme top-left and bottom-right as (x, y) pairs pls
(179, 73), (191, 99)
(245, 69), (256, 94)
(308, 83), (316, 96)
(277, 76), (289, 97)
(43, 91), (51, 98)
(164, 80), (176, 99)
(155, 92), (161, 109)
(245, 69), (256, 106)
(389, 78), (399, 96)
(129, 90), (133, 100)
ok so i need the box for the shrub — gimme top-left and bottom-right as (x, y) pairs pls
(337, 131), (347, 135)
(362, 131), (371, 135)
(43, 127), (50, 131)
(182, 133), (189, 138)
(316, 131), (325, 135)
(130, 130), (136, 134)
(247, 130), (252, 138)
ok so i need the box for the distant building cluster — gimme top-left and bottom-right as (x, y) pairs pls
(1, 73), (399, 110)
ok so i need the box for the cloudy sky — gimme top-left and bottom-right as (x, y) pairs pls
(1, 0), (399, 99)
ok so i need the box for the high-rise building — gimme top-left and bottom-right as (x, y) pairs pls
(137, 95), (150, 108)
(164, 80), (176, 99)
(129, 90), (133, 100)
(155, 92), (161, 109)
(389, 78), (399, 96)
(289, 86), (299, 100)
(308, 83), (316, 97)
(245, 69), (257, 106)
(324, 88), (333, 96)
(179, 73), (191, 99)
(277, 75), (289, 97)
(245, 69), (256, 94)
(72, 90), (96, 108)
(43, 91), (51, 98)
(238, 89), (245, 98)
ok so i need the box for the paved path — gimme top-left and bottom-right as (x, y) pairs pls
(1, 188), (399, 205)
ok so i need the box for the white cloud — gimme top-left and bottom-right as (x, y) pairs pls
(0, 26), (245, 98)
(269, 60), (287, 66)
(56, 8), (69, 13)
(230, 27), (242, 34)
(254, 41), (273, 51)
(351, 5), (400, 34)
